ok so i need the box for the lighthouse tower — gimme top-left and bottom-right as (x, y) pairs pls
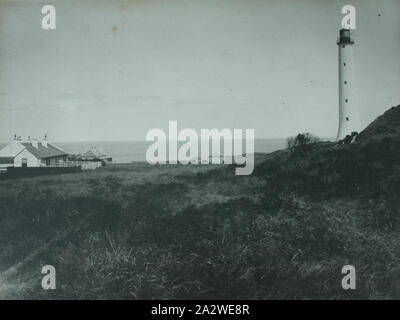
(336, 28), (360, 141)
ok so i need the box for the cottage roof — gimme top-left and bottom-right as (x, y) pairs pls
(0, 140), (25, 158)
(21, 142), (67, 159)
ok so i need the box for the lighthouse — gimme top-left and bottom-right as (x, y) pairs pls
(336, 28), (360, 141)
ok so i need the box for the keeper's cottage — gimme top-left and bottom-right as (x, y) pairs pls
(0, 135), (68, 170)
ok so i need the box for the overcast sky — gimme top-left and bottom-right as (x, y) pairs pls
(0, 0), (399, 142)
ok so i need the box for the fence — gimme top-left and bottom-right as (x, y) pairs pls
(79, 161), (103, 170)
(42, 161), (103, 170)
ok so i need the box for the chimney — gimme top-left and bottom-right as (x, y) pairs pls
(42, 134), (48, 147)
(32, 139), (38, 148)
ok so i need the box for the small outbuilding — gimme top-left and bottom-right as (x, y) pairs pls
(78, 147), (112, 162)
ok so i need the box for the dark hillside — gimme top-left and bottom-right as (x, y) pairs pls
(356, 105), (400, 144)
(256, 105), (400, 201)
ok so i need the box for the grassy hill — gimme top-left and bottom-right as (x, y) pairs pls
(0, 105), (400, 299)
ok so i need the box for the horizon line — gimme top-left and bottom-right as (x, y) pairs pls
(0, 137), (335, 144)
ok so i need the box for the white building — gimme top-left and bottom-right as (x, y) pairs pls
(0, 136), (68, 170)
(337, 28), (361, 141)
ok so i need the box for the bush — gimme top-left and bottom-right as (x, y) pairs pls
(287, 133), (320, 154)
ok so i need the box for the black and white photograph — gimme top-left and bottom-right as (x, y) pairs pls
(0, 0), (399, 306)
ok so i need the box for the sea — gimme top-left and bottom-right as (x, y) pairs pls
(0, 139), (287, 163)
